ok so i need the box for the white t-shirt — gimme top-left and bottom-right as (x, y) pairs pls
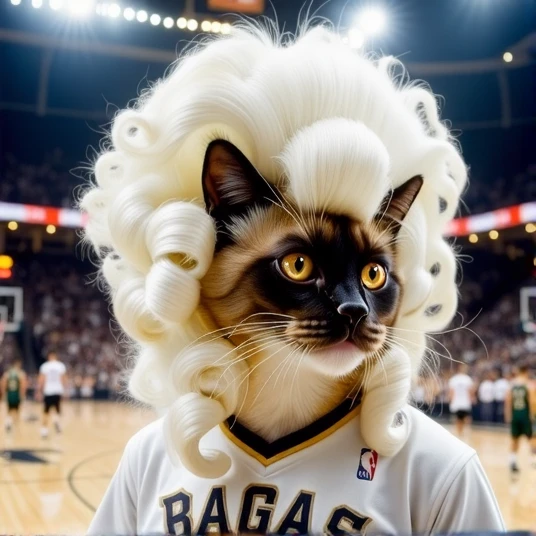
(493, 378), (510, 402)
(88, 405), (504, 535)
(39, 360), (66, 396)
(478, 380), (495, 404)
(448, 374), (474, 412)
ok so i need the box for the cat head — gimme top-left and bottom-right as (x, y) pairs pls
(201, 139), (422, 378)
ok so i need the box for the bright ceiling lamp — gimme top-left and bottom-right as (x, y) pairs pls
(357, 6), (387, 36)
(66, 0), (95, 17)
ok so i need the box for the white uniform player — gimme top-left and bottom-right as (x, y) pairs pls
(88, 404), (504, 534)
(448, 364), (475, 436)
(38, 351), (67, 438)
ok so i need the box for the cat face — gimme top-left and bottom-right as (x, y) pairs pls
(200, 140), (422, 377)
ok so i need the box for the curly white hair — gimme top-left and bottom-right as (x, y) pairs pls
(81, 24), (466, 478)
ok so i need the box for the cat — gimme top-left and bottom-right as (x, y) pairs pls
(200, 139), (422, 442)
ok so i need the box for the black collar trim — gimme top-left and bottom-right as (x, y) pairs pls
(221, 397), (360, 465)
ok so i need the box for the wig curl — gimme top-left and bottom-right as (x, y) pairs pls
(81, 24), (466, 478)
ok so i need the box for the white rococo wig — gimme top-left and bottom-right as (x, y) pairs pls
(81, 24), (466, 478)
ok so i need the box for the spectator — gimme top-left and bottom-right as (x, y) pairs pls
(478, 372), (495, 422)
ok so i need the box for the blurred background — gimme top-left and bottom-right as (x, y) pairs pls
(0, 0), (535, 532)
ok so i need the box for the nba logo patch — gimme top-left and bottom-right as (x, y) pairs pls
(357, 448), (378, 481)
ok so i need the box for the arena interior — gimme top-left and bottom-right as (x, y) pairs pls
(0, 0), (535, 533)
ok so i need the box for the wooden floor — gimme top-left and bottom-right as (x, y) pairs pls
(1, 401), (535, 533)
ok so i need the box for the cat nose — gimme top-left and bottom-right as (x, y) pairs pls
(337, 302), (369, 325)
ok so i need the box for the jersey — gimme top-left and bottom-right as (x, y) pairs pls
(88, 405), (504, 535)
(511, 384), (530, 420)
(448, 373), (474, 412)
(39, 361), (66, 396)
(6, 370), (21, 404)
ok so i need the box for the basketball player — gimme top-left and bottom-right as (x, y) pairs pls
(84, 25), (504, 533)
(505, 365), (536, 473)
(37, 350), (67, 438)
(448, 363), (475, 436)
(1, 359), (27, 432)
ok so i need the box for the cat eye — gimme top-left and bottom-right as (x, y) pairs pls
(361, 262), (387, 290)
(280, 253), (314, 282)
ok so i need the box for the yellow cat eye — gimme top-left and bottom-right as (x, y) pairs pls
(361, 263), (387, 290)
(280, 253), (314, 282)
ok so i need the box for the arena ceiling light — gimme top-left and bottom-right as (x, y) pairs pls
(357, 6), (387, 36)
(123, 6), (135, 20)
(503, 52), (513, 63)
(10, 0), (232, 35)
(108, 3), (121, 17)
(65, 0), (95, 17)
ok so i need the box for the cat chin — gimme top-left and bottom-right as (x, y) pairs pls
(305, 342), (367, 378)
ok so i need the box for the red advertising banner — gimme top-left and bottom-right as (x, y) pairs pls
(208, 0), (265, 14)
(1, 201), (535, 236)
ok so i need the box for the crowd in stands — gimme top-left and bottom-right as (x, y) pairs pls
(1, 153), (535, 415)
(461, 163), (536, 215)
(0, 150), (82, 208)
(0, 248), (534, 416)
(1, 255), (123, 396)
(1, 151), (535, 215)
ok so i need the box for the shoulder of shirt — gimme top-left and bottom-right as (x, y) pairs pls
(124, 415), (166, 458)
(403, 405), (476, 462)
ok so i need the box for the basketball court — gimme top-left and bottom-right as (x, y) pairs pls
(1, 401), (535, 533)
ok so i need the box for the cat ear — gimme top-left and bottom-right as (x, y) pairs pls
(201, 140), (274, 217)
(377, 175), (423, 234)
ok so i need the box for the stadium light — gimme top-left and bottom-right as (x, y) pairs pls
(357, 6), (387, 36)
(221, 22), (231, 34)
(177, 17), (187, 29)
(7, 221), (18, 231)
(11, 0), (22, 6)
(163, 16), (174, 28)
(123, 7), (135, 20)
(468, 233), (478, 244)
(67, 0), (95, 17)
(503, 52), (513, 63)
(201, 20), (211, 32)
(46, 224), (57, 234)
(32, 0), (43, 8)
(187, 19), (198, 31)
(489, 230), (499, 240)
(525, 223), (536, 233)
(150, 13), (161, 25)
(211, 21), (221, 33)
(136, 10), (148, 22)
(108, 3), (121, 17)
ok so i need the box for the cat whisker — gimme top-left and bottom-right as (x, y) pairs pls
(182, 320), (289, 351)
(211, 335), (288, 399)
(246, 341), (301, 410)
(288, 344), (308, 407)
(232, 339), (296, 422)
